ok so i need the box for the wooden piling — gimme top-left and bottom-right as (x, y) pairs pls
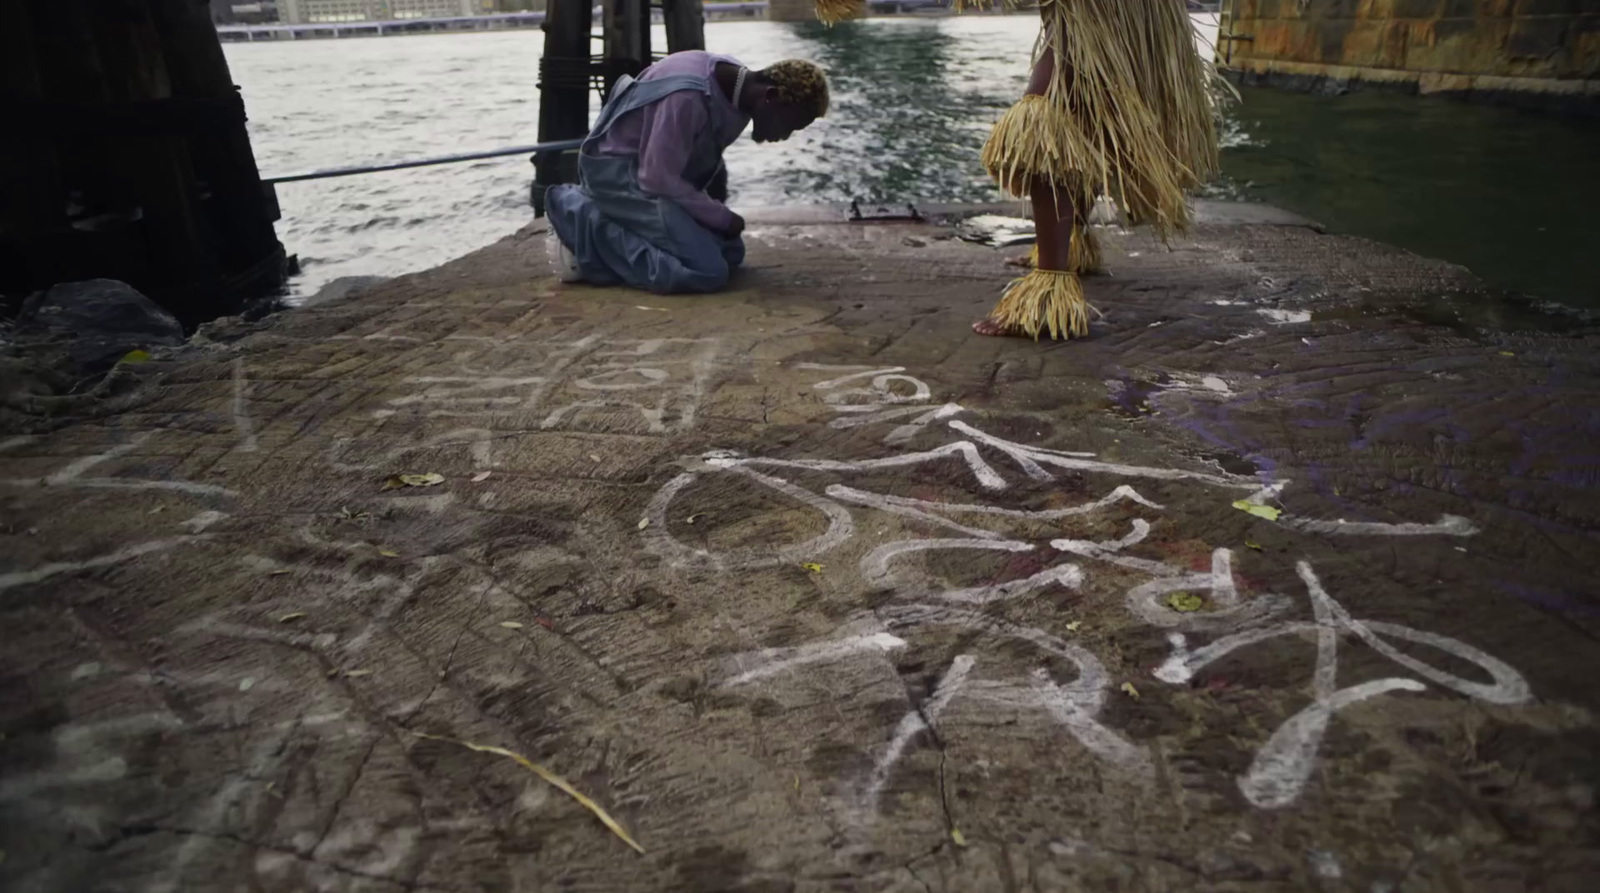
(532, 0), (593, 216)
(0, 0), (286, 324)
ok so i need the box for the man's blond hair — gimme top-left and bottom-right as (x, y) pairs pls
(760, 60), (830, 119)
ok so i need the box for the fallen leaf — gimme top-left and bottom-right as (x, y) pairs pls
(499, 621), (525, 630)
(278, 612), (306, 623)
(381, 476), (405, 491)
(344, 669), (372, 678)
(1166, 592), (1205, 613)
(802, 562), (824, 573)
(637, 518), (650, 530)
(415, 732), (645, 854)
(1064, 620), (1083, 632)
(1231, 500), (1282, 521)
(472, 471), (492, 482)
(265, 782), (284, 800)
(1498, 351), (1515, 357)
(148, 505), (166, 515)
(119, 349), (152, 365)
(378, 548), (399, 558)
(1121, 682), (1141, 699)
(686, 513), (704, 525)
(398, 472), (445, 487)
(589, 454), (602, 463)
(794, 774), (800, 792)
(634, 305), (669, 312)
(1245, 541), (1263, 551)
(950, 828), (968, 847)
(269, 569), (292, 576)
(239, 677), (256, 692)
(534, 617), (555, 630)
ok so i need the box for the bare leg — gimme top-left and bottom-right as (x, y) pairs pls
(975, 182), (1074, 336)
(975, 47), (1078, 337)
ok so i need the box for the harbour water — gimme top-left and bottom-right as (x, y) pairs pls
(225, 15), (1599, 308)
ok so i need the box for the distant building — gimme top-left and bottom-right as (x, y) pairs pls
(276, 1), (494, 24)
(211, 1), (282, 23)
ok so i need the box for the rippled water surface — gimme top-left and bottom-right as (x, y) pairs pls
(226, 15), (1598, 307)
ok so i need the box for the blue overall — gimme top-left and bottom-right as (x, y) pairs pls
(547, 72), (746, 294)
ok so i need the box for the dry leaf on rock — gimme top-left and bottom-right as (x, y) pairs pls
(1231, 500), (1282, 521)
(1166, 592), (1204, 613)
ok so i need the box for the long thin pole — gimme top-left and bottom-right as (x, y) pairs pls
(264, 138), (584, 185)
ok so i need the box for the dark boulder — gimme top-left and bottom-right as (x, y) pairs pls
(17, 279), (185, 378)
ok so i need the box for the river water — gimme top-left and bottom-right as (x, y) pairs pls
(225, 15), (1599, 309)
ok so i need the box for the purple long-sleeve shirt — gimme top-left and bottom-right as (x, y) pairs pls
(595, 51), (751, 233)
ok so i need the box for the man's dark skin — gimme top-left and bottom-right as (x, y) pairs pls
(703, 62), (819, 241)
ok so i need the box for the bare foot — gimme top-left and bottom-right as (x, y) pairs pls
(972, 318), (1023, 337)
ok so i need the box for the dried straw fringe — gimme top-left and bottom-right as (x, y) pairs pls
(988, 270), (1091, 341)
(812, 0), (866, 25)
(1025, 226), (1101, 274)
(979, 0), (1227, 240)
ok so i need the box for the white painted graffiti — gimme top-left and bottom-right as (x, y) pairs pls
(649, 364), (1529, 815)
(374, 336), (720, 435)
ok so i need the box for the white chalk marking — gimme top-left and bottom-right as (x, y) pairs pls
(718, 440), (1010, 491)
(643, 467), (856, 570)
(864, 655), (975, 812)
(1284, 514), (1479, 537)
(182, 511), (228, 533)
(809, 367), (907, 390)
(2, 432), (235, 496)
(861, 538), (1034, 588)
(1308, 850), (1343, 880)
(573, 367), (670, 391)
(831, 484), (1162, 530)
(1239, 677), (1424, 808)
(45, 435), (150, 483)
(950, 420), (1264, 490)
(1257, 308), (1312, 324)
(881, 604), (1151, 776)
(388, 376), (547, 407)
(938, 564), (1084, 606)
(1152, 561), (1530, 808)
(0, 538), (193, 594)
(231, 357), (258, 453)
(721, 632), (907, 687)
(153, 718), (302, 892)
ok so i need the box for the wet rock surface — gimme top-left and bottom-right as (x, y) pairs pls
(1, 215), (1596, 892)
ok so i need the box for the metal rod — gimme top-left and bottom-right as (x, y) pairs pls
(264, 139), (585, 185)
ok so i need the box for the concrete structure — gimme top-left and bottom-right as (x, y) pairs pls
(4, 204), (1599, 891)
(1219, 0), (1600, 112)
(278, 0), (488, 24)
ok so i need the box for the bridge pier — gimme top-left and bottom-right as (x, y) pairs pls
(1, 0), (287, 324)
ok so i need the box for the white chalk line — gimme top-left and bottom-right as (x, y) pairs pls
(861, 538), (1034, 588)
(232, 357), (258, 453)
(644, 467), (856, 570)
(863, 655), (975, 813)
(721, 632), (907, 687)
(0, 537), (198, 595)
(1284, 514), (1479, 537)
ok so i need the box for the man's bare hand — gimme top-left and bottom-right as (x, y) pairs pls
(723, 213), (746, 240)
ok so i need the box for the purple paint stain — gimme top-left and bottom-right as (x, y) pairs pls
(1494, 581), (1600, 618)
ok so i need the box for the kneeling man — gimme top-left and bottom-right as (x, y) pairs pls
(548, 53), (829, 294)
